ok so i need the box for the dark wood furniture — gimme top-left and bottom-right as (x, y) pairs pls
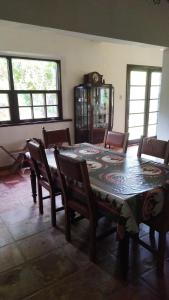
(104, 130), (129, 153)
(54, 149), (117, 261)
(27, 142), (169, 274)
(54, 150), (98, 261)
(137, 136), (169, 164)
(27, 138), (64, 227)
(42, 127), (71, 148)
(137, 136), (169, 274)
(74, 72), (114, 144)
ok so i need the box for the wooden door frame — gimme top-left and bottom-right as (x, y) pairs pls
(125, 64), (162, 144)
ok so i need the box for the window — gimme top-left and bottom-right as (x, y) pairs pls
(0, 56), (62, 125)
(125, 65), (162, 143)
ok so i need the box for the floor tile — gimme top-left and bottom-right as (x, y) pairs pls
(24, 286), (105, 300)
(0, 223), (14, 247)
(17, 228), (67, 260)
(24, 264), (119, 300)
(0, 206), (39, 225)
(31, 248), (79, 285)
(0, 244), (24, 272)
(6, 214), (51, 240)
(62, 242), (91, 268)
(141, 260), (169, 299)
(106, 280), (159, 300)
(0, 264), (44, 300)
(0, 246), (80, 300)
(0, 169), (168, 300)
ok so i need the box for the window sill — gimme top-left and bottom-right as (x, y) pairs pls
(0, 118), (72, 128)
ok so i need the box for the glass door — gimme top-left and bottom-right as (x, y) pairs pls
(148, 71), (161, 137)
(75, 86), (88, 130)
(126, 65), (162, 143)
(92, 86), (111, 129)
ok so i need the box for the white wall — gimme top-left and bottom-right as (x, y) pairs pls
(157, 49), (169, 140)
(0, 21), (163, 166)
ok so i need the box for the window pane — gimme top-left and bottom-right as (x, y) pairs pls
(18, 94), (31, 106)
(12, 59), (58, 90)
(33, 106), (45, 118)
(129, 114), (144, 127)
(0, 94), (9, 107)
(47, 106), (58, 118)
(148, 125), (157, 137)
(129, 100), (145, 113)
(19, 107), (32, 120)
(149, 112), (158, 124)
(129, 127), (144, 140)
(0, 58), (10, 90)
(46, 93), (58, 105)
(151, 72), (161, 86)
(32, 94), (44, 106)
(149, 100), (159, 112)
(130, 87), (146, 100)
(150, 86), (160, 99)
(0, 108), (10, 121)
(130, 71), (147, 85)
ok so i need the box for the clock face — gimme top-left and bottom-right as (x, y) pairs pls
(92, 72), (99, 83)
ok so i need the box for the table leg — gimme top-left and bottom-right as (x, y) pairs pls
(30, 168), (37, 203)
(119, 232), (129, 280)
(157, 231), (166, 276)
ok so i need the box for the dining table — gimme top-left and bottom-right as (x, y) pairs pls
(27, 142), (169, 276)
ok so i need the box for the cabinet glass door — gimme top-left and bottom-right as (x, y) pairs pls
(92, 87), (110, 129)
(75, 87), (88, 129)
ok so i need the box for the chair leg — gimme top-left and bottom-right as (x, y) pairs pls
(149, 228), (156, 248)
(38, 183), (43, 214)
(89, 219), (97, 262)
(30, 169), (37, 203)
(157, 231), (166, 275)
(51, 193), (56, 227)
(119, 232), (129, 280)
(65, 207), (71, 242)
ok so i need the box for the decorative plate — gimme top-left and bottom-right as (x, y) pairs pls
(101, 155), (124, 164)
(62, 152), (77, 159)
(78, 148), (100, 155)
(141, 165), (162, 176)
(87, 160), (102, 171)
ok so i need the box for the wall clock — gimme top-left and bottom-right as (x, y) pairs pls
(84, 72), (103, 85)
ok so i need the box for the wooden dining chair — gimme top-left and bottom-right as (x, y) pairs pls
(137, 136), (169, 274)
(137, 136), (169, 164)
(104, 129), (129, 153)
(27, 138), (64, 227)
(42, 127), (71, 148)
(54, 149), (117, 261)
(54, 149), (97, 260)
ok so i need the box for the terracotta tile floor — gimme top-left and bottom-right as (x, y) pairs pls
(0, 166), (169, 299)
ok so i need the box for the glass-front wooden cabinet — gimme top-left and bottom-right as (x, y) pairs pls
(74, 72), (114, 144)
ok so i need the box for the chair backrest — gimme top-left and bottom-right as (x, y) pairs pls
(54, 149), (95, 215)
(27, 138), (53, 187)
(137, 136), (169, 164)
(104, 129), (129, 153)
(42, 127), (71, 148)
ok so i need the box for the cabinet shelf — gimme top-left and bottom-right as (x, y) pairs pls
(74, 73), (114, 144)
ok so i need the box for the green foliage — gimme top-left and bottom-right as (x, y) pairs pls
(12, 59), (57, 91)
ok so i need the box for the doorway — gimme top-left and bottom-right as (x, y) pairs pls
(125, 65), (162, 143)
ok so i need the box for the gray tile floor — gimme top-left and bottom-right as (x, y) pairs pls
(0, 147), (169, 299)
